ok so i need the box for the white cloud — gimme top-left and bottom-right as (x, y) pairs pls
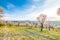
(42, 0), (60, 8)
(3, 14), (24, 21)
(24, 5), (36, 13)
(23, 6), (59, 21)
(23, 0), (60, 21)
(24, 12), (39, 20)
(3, 0), (60, 21)
(30, 5), (36, 10)
(7, 3), (15, 9)
(33, 0), (40, 2)
(4, 16), (24, 21)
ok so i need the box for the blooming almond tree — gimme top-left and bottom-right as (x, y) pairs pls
(0, 7), (5, 26)
(57, 8), (60, 16)
(0, 7), (4, 19)
(37, 14), (47, 31)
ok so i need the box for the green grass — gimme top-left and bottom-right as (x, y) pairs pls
(0, 26), (60, 40)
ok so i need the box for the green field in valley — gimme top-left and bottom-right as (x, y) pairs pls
(0, 26), (60, 40)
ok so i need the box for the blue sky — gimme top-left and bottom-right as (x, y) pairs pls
(0, 0), (60, 21)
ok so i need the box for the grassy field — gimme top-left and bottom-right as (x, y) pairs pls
(0, 26), (60, 40)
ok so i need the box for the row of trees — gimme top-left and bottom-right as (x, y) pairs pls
(0, 6), (60, 31)
(37, 8), (60, 31)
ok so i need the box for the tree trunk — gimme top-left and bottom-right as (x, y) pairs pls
(41, 23), (43, 31)
(49, 25), (50, 31)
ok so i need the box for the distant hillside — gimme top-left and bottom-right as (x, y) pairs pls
(6, 20), (60, 26)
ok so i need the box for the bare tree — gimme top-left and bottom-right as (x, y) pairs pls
(37, 14), (47, 31)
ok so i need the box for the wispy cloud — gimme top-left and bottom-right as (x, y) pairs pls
(7, 3), (15, 9)
(24, 0), (60, 21)
(33, 0), (40, 2)
(4, 14), (24, 21)
(2, 0), (60, 21)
